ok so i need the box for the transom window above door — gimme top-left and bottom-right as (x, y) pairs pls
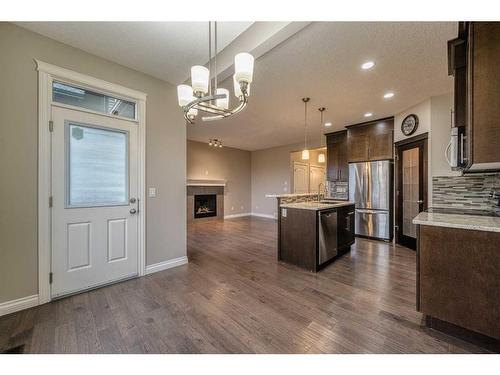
(53, 81), (137, 120)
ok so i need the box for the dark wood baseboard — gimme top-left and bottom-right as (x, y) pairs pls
(425, 315), (500, 353)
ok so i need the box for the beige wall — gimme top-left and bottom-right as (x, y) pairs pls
(0, 23), (186, 303)
(393, 92), (456, 207)
(251, 141), (321, 217)
(187, 140), (251, 216)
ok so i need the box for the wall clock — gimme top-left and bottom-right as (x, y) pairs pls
(401, 114), (419, 136)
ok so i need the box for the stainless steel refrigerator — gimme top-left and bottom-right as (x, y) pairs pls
(348, 160), (393, 240)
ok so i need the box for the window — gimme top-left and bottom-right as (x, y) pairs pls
(67, 123), (129, 207)
(53, 81), (136, 120)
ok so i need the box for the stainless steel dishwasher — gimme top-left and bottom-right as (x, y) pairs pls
(318, 210), (338, 265)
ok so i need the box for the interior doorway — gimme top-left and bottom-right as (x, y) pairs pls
(394, 133), (428, 250)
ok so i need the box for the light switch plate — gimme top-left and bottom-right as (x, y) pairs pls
(148, 187), (157, 198)
(282, 208), (287, 217)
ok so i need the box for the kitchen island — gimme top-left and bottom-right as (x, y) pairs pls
(278, 200), (355, 272)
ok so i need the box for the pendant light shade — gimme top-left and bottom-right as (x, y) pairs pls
(215, 88), (229, 109)
(302, 149), (310, 160)
(318, 153), (325, 163)
(191, 65), (210, 94)
(234, 53), (254, 84)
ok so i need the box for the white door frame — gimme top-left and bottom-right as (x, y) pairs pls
(36, 60), (147, 305)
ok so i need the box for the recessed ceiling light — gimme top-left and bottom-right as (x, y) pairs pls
(324, 122), (332, 127)
(364, 112), (373, 118)
(361, 61), (375, 70)
(384, 92), (395, 99)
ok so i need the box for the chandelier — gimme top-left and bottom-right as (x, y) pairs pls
(301, 97), (310, 160)
(177, 22), (255, 124)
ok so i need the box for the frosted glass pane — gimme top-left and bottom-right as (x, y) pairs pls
(68, 124), (128, 206)
(53, 81), (136, 119)
(402, 148), (419, 238)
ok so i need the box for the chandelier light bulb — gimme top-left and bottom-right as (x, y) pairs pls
(215, 88), (229, 110)
(234, 53), (254, 84)
(177, 85), (193, 107)
(191, 65), (209, 94)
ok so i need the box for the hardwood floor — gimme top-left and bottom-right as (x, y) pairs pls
(0, 217), (489, 353)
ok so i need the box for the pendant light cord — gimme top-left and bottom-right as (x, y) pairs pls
(303, 98), (309, 149)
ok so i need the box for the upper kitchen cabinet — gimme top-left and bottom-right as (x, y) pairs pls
(346, 117), (394, 162)
(449, 22), (500, 171)
(326, 130), (348, 181)
(468, 22), (500, 170)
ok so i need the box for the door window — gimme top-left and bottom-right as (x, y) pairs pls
(67, 123), (129, 207)
(53, 81), (136, 120)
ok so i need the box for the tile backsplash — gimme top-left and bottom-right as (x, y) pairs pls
(432, 173), (500, 211)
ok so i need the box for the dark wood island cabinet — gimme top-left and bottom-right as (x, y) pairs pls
(278, 202), (355, 272)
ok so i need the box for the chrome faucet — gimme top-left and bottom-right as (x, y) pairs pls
(318, 182), (325, 202)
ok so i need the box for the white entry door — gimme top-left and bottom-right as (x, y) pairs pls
(51, 106), (139, 298)
(293, 162), (310, 194)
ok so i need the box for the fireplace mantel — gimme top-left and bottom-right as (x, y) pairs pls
(186, 179), (226, 187)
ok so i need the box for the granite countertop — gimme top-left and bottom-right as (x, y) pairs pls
(280, 201), (355, 211)
(413, 212), (500, 233)
(265, 193), (317, 198)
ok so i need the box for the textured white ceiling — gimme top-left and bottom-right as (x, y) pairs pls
(186, 22), (457, 150)
(16, 21), (253, 84)
(17, 21), (457, 151)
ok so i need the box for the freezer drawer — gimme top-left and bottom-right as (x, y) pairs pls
(318, 210), (338, 265)
(355, 209), (390, 240)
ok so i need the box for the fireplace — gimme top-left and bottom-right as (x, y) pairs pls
(194, 194), (217, 219)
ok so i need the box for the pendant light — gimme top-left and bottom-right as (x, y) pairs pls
(317, 107), (326, 163)
(301, 97), (310, 160)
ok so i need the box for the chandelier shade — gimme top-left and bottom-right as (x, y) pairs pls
(234, 53), (255, 84)
(177, 22), (254, 124)
(191, 65), (210, 94)
(177, 84), (193, 106)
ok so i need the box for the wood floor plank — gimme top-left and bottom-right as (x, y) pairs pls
(0, 216), (490, 353)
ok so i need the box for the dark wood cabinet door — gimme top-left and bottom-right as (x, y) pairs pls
(470, 22), (500, 166)
(347, 127), (369, 162)
(369, 123), (394, 161)
(326, 131), (348, 181)
(337, 205), (355, 249)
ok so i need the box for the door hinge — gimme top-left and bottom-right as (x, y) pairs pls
(49, 196), (53, 207)
(49, 272), (53, 284)
(394, 154), (399, 161)
(49, 120), (54, 132)
(395, 225), (399, 231)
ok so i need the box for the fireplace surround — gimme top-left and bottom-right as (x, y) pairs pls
(187, 182), (224, 222)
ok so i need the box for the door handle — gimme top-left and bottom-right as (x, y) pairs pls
(130, 208), (137, 214)
(417, 200), (424, 204)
